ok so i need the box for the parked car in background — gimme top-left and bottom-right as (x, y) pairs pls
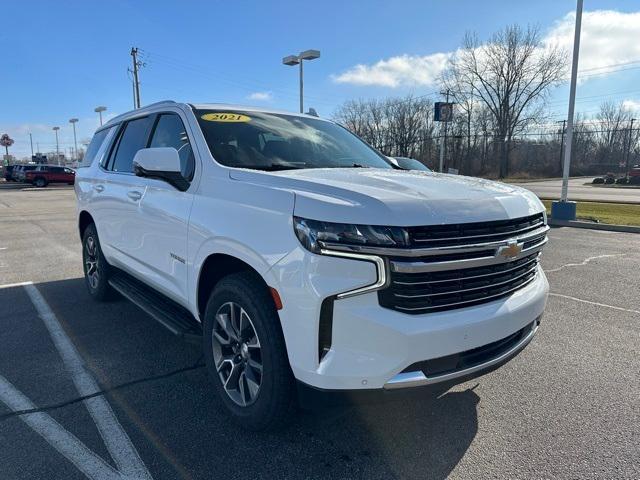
(14, 165), (38, 182)
(76, 101), (549, 430)
(24, 165), (75, 187)
(388, 156), (431, 171)
(3, 165), (17, 181)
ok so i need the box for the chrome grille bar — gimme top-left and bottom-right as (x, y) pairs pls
(391, 237), (547, 274)
(392, 273), (538, 312)
(321, 225), (549, 258)
(393, 263), (538, 299)
(393, 254), (539, 286)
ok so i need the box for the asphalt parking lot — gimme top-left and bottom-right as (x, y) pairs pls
(0, 184), (638, 479)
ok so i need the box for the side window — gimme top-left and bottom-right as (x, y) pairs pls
(149, 114), (195, 181)
(51, 167), (64, 173)
(81, 127), (112, 168)
(110, 117), (154, 173)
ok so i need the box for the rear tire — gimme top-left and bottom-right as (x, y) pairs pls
(203, 272), (294, 430)
(82, 223), (113, 301)
(34, 177), (47, 188)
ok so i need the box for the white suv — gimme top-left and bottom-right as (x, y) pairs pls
(76, 101), (549, 429)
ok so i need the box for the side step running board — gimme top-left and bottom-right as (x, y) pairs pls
(108, 270), (202, 344)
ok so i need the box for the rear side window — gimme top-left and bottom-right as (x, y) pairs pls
(80, 127), (112, 168)
(110, 117), (154, 173)
(149, 114), (195, 181)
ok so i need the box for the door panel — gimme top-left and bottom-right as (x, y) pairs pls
(135, 178), (194, 303)
(95, 116), (155, 274)
(122, 112), (196, 306)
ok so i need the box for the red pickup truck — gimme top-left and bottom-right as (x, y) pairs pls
(24, 165), (75, 187)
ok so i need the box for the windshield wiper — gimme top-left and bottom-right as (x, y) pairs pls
(239, 164), (306, 172)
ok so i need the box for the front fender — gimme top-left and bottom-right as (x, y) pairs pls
(186, 174), (298, 318)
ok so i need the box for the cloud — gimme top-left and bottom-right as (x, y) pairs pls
(544, 10), (640, 74)
(622, 99), (640, 112)
(332, 9), (640, 89)
(247, 91), (273, 101)
(332, 53), (451, 88)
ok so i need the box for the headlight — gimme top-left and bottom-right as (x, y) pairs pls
(293, 217), (409, 254)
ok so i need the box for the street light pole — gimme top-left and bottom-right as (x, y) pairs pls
(557, 119), (566, 175)
(52, 127), (60, 165)
(625, 118), (636, 175)
(29, 133), (34, 157)
(94, 106), (107, 126)
(69, 118), (79, 162)
(299, 59), (304, 114)
(283, 50), (320, 113)
(553, 0), (583, 221)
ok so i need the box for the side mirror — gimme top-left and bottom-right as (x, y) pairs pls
(133, 147), (189, 191)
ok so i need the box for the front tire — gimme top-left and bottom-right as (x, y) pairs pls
(203, 272), (294, 430)
(82, 223), (113, 301)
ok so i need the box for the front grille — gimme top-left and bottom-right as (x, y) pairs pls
(378, 214), (547, 314)
(407, 213), (544, 248)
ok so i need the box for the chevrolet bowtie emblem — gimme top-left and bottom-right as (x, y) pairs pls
(498, 241), (522, 259)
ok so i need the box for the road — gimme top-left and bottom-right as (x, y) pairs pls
(509, 177), (640, 203)
(0, 186), (639, 479)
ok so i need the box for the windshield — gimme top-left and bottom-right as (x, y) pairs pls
(195, 109), (393, 171)
(394, 157), (431, 171)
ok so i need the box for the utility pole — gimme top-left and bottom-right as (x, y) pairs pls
(438, 89), (450, 173)
(29, 133), (34, 157)
(625, 118), (636, 176)
(131, 47), (142, 109)
(558, 120), (566, 176)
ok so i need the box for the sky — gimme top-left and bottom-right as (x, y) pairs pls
(2, 0), (640, 158)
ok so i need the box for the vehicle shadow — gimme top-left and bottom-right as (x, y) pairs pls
(1, 277), (480, 480)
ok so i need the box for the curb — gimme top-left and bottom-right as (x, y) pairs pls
(540, 197), (640, 206)
(548, 219), (640, 233)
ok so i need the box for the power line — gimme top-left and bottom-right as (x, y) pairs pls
(140, 49), (341, 106)
(578, 59), (640, 73)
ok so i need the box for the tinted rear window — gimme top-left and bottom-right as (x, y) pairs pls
(110, 117), (154, 173)
(79, 127), (112, 168)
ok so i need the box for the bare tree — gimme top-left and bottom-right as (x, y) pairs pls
(445, 25), (566, 177)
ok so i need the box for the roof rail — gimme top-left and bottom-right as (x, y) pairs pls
(143, 100), (177, 109)
(106, 100), (177, 125)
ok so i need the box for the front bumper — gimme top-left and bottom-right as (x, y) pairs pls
(269, 247), (549, 391)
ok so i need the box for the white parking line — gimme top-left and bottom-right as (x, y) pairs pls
(0, 375), (122, 480)
(545, 254), (625, 273)
(0, 281), (33, 289)
(23, 283), (153, 480)
(550, 292), (640, 315)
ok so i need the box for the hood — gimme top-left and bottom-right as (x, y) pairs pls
(229, 168), (544, 226)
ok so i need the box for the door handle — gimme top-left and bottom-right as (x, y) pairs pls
(127, 190), (143, 201)
(93, 184), (104, 193)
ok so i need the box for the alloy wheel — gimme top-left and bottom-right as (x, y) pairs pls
(211, 302), (263, 407)
(84, 236), (100, 290)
